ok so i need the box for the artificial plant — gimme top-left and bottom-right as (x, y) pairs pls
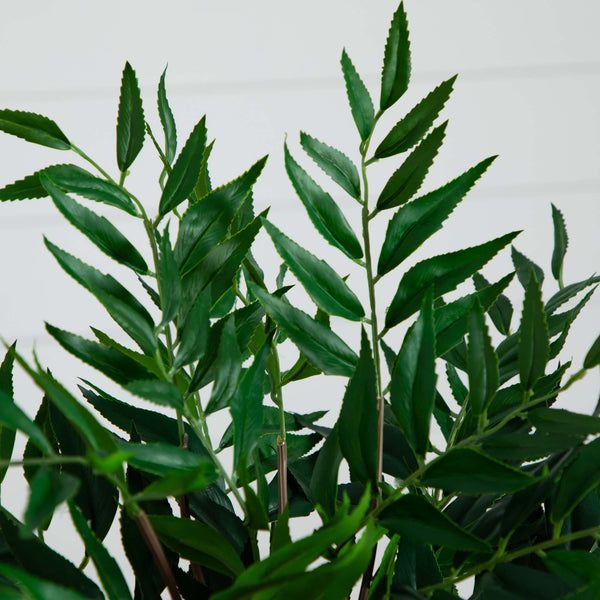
(0, 3), (599, 599)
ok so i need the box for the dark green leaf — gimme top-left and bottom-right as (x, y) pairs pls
(0, 564), (92, 600)
(446, 362), (467, 407)
(119, 441), (208, 476)
(390, 289), (436, 456)
(159, 117), (207, 216)
(376, 122), (446, 211)
(157, 228), (182, 326)
(0, 511), (103, 599)
(42, 175), (147, 273)
(136, 463), (217, 502)
(126, 380), (184, 410)
(173, 290), (210, 369)
(69, 503), (132, 600)
(421, 448), (539, 494)
(263, 219), (364, 320)
(544, 550), (600, 589)
(386, 231), (519, 329)
(370, 535), (400, 600)
(194, 139), (214, 200)
(0, 109), (70, 150)
(379, 494), (490, 552)
(380, 2), (411, 111)
(374, 76), (456, 159)
(473, 271), (513, 336)
(519, 271), (549, 391)
(338, 329), (379, 486)
(299, 132), (360, 199)
(157, 67), (177, 164)
(44, 239), (155, 353)
(512, 245), (544, 288)
(23, 468), (80, 536)
(309, 426), (342, 517)
(392, 539), (442, 593)
(0, 344), (16, 483)
(116, 62), (145, 172)
(231, 337), (270, 474)
(271, 506), (292, 553)
(551, 204), (568, 283)
(340, 49), (375, 142)
(584, 333), (600, 369)
(284, 143), (363, 259)
(466, 298), (498, 415)
(378, 156), (496, 276)
(251, 284), (358, 377)
(529, 408), (600, 436)
(545, 275), (600, 315)
(482, 430), (583, 462)
(176, 156), (266, 276)
(149, 514), (244, 578)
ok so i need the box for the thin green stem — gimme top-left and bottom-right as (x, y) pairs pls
(71, 145), (116, 184)
(0, 455), (87, 469)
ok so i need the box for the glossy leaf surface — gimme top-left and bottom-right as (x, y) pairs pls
(341, 49), (375, 142)
(116, 62), (145, 172)
(0, 108), (70, 150)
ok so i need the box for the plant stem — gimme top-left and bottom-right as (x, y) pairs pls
(0, 455), (87, 468)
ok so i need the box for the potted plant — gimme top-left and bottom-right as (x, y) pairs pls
(0, 3), (598, 598)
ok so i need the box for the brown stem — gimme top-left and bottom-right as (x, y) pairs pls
(135, 511), (182, 600)
(178, 435), (206, 584)
(277, 437), (288, 514)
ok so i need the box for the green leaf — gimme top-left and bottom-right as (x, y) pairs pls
(251, 284), (358, 377)
(543, 550), (600, 589)
(374, 76), (456, 160)
(173, 291), (210, 370)
(159, 117), (207, 216)
(551, 204), (568, 283)
(230, 337), (270, 474)
(392, 539), (442, 593)
(552, 437), (600, 524)
(299, 132), (360, 199)
(378, 156), (496, 276)
(119, 441), (207, 476)
(44, 240), (156, 354)
(380, 2), (411, 111)
(24, 468), (80, 536)
(0, 109), (70, 150)
(175, 156), (267, 276)
(390, 288), (436, 456)
(466, 298), (498, 415)
(206, 318), (243, 414)
(284, 143), (363, 259)
(126, 380), (184, 411)
(0, 564), (92, 600)
(0, 345), (16, 483)
(385, 231), (519, 329)
(0, 511), (104, 599)
(309, 425), (342, 517)
(376, 122), (446, 212)
(529, 408), (600, 436)
(584, 333), (600, 369)
(340, 49), (375, 142)
(42, 175), (147, 273)
(0, 164), (139, 214)
(116, 62), (145, 172)
(157, 228), (182, 326)
(379, 494), (490, 552)
(157, 67), (177, 164)
(194, 139), (214, 200)
(473, 271), (513, 336)
(512, 245), (544, 288)
(69, 503), (133, 600)
(545, 275), (600, 315)
(519, 271), (549, 391)
(338, 329), (379, 486)
(482, 430), (583, 462)
(148, 515), (245, 578)
(135, 463), (217, 502)
(370, 535), (400, 600)
(263, 219), (364, 321)
(421, 448), (539, 494)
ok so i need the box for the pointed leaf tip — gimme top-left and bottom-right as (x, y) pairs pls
(116, 62), (145, 172)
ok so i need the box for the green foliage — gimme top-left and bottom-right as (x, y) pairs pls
(0, 4), (598, 600)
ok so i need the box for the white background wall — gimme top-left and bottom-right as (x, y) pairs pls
(0, 1), (598, 596)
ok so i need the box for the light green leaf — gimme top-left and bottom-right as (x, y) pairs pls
(251, 284), (358, 377)
(519, 271), (549, 391)
(390, 288), (436, 456)
(194, 138), (214, 199)
(466, 298), (499, 415)
(263, 219), (364, 321)
(376, 122), (446, 211)
(378, 156), (496, 276)
(284, 143), (363, 260)
(69, 503), (133, 600)
(126, 380), (184, 410)
(116, 62), (145, 173)
(385, 231), (519, 329)
(374, 76), (456, 160)
(300, 131), (360, 199)
(340, 49), (375, 142)
(338, 329), (379, 486)
(157, 67), (177, 164)
(159, 117), (207, 215)
(421, 448), (539, 495)
(380, 2), (411, 111)
(42, 175), (147, 273)
(0, 108), (70, 150)
(551, 204), (568, 283)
